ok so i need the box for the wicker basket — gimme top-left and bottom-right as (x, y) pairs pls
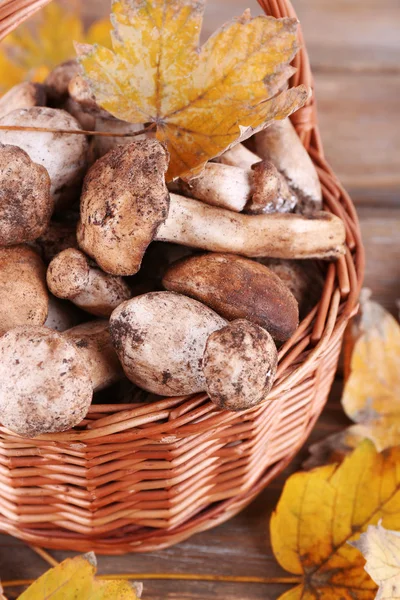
(0, 0), (364, 554)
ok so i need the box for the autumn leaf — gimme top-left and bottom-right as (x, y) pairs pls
(77, 0), (308, 180)
(0, 3), (111, 94)
(18, 552), (140, 599)
(270, 440), (400, 599)
(351, 523), (400, 600)
(305, 290), (400, 468)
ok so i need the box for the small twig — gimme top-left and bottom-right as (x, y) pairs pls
(2, 573), (302, 588)
(29, 545), (59, 568)
(0, 123), (156, 138)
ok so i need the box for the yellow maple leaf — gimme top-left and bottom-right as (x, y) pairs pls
(77, 0), (308, 180)
(18, 552), (140, 599)
(270, 440), (400, 599)
(352, 523), (400, 600)
(0, 3), (111, 94)
(305, 290), (400, 468)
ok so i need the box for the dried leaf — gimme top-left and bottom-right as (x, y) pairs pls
(351, 523), (400, 600)
(0, 3), (111, 94)
(77, 0), (308, 180)
(271, 440), (400, 599)
(304, 290), (400, 468)
(18, 552), (140, 599)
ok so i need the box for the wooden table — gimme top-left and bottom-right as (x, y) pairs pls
(0, 1), (399, 598)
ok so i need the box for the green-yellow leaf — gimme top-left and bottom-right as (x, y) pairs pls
(77, 0), (308, 180)
(18, 553), (140, 600)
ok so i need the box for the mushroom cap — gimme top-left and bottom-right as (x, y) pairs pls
(45, 60), (81, 104)
(0, 107), (88, 207)
(0, 143), (53, 245)
(77, 140), (170, 276)
(110, 291), (226, 396)
(0, 326), (93, 437)
(0, 245), (49, 334)
(47, 248), (90, 299)
(203, 319), (278, 411)
(162, 253), (299, 342)
(0, 82), (46, 119)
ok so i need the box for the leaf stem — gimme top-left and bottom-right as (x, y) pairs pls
(1, 574), (302, 588)
(0, 124), (156, 137)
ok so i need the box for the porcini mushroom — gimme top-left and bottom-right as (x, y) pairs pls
(0, 82), (46, 119)
(0, 143), (53, 245)
(110, 292), (278, 411)
(47, 248), (132, 317)
(157, 194), (346, 261)
(253, 118), (322, 212)
(45, 59), (81, 104)
(0, 245), (48, 334)
(162, 253), (299, 341)
(78, 139), (170, 276)
(0, 107), (88, 208)
(216, 143), (260, 170)
(78, 140), (346, 276)
(0, 320), (122, 437)
(203, 319), (278, 411)
(246, 160), (297, 214)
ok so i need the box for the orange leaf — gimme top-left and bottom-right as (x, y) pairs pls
(271, 441), (400, 599)
(77, 0), (308, 180)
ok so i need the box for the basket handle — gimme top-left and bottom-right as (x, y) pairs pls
(0, 0), (52, 41)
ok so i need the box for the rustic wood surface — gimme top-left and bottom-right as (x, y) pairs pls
(0, 0), (399, 598)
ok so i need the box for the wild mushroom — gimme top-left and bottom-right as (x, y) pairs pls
(216, 143), (260, 170)
(78, 139), (170, 276)
(34, 218), (78, 264)
(47, 248), (132, 317)
(78, 140), (346, 276)
(246, 160), (297, 214)
(157, 194), (346, 261)
(110, 292), (278, 411)
(0, 143), (53, 246)
(0, 82), (46, 119)
(162, 253), (299, 342)
(0, 320), (122, 437)
(44, 59), (81, 104)
(0, 107), (88, 208)
(0, 245), (48, 334)
(203, 319), (278, 411)
(258, 258), (324, 317)
(253, 118), (322, 212)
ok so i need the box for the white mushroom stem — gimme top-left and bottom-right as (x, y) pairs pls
(253, 118), (322, 211)
(179, 163), (253, 212)
(155, 194), (346, 260)
(64, 320), (123, 391)
(47, 248), (132, 317)
(216, 143), (260, 170)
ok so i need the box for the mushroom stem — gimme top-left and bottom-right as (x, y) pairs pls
(155, 194), (346, 260)
(64, 320), (123, 391)
(216, 143), (260, 170)
(47, 248), (132, 317)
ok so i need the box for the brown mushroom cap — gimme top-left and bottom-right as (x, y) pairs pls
(77, 140), (170, 276)
(0, 143), (53, 245)
(162, 253), (299, 342)
(110, 292), (227, 396)
(0, 245), (49, 334)
(47, 248), (132, 317)
(203, 319), (278, 411)
(45, 60), (81, 104)
(47, 248), (90, 299)
(0, 326), (92, 437)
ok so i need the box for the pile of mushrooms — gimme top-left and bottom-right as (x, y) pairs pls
(0, 66), (346, 438)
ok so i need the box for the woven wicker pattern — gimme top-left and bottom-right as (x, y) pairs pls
(0, 0), (364, 554)
(0, 0), (51, 40)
